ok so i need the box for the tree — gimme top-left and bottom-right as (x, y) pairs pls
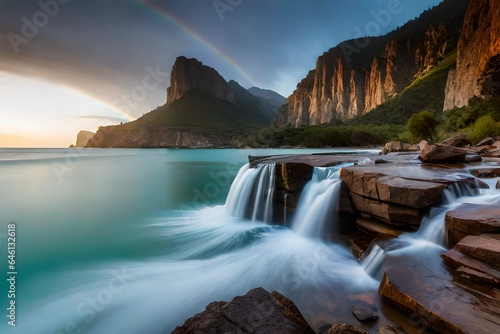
(407, 110), (438, 142)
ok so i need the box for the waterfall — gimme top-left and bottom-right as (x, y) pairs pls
(361, 244), (385, 277)
(225, 163), (276, 223)
(361, 179), (486, 277)
(291, 164), (352, 238)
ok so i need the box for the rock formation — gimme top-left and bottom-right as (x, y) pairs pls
(443, 0), (500, 110)
(172, 288), (314, 334)
(166, 56), (235, 105)
(74, 130), (95, 147)
(277, 0), (469, 126)
(85, 57), (280, 148)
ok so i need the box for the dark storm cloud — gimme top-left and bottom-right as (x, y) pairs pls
(0, 0), (443, 117)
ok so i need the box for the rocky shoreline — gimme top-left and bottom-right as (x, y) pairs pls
(173, 140), (500, 334)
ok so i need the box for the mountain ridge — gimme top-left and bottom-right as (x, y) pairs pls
(276, 0), (470, 127)
(86, 57), (281, 148)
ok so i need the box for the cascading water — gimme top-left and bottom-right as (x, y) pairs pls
(362, 178), (500, 278)
(291, 164), (352, 238)
(225, 163), (276, 223)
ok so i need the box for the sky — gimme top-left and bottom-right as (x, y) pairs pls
(0, 0), (442, 147)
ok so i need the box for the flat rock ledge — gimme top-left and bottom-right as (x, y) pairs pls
(172, 287), (314, 334)
(379, 257), (500, 334)
(445, 203), (500, 247)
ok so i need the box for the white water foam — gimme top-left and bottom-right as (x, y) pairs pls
(291, 165), (350, 238)
(361, 179), (500, 278)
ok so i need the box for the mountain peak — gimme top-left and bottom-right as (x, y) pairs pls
(166, 56), (235, 105)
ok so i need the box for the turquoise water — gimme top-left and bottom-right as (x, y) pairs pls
(0, 148), (380, 334)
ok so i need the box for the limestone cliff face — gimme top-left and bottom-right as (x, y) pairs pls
(277, 0), (468, 126)
(443, 0), (500, 110)
(278, 31), (444, 126)
(166, 56), (235, 105)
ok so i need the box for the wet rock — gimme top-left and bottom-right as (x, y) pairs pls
(380, 141), (419, 155)
(442, 248), (500, 287)
(356, 218), (402, 238)
(419, 141), (478, 163)
(455, 235), (500, 268)
(476, 137), (495, 147)
(440, 134), (470, 147)
(276, 162), (314, 192)
(326, 323), (368, 334)
(456, 266), (499, 286)
(349, 232), (374, 260)
(351, 305), (378, 322)
(468, 145), (490, 155)
(376, 176), (446, 208)
(340, 168), (446, 208)
(445, 203), (500, 246)
(379, 260), (500, 334)
(377, 326), (407, 334)
(349, 193), (422, 226)
(318, 323), (334, 334)
(464, 153), (483, 162)
(485, 148), (500, 158)
(172, 288), (314, 334)
(470, 168), (500, 178)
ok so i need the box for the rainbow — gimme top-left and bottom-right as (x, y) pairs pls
(140, 0), (259, 88)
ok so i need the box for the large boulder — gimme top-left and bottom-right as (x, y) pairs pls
(172, 288), (314, 334)
(380, 141), (419, 155)
(475, 137), (495, 147)
(440, 134), (470, 148)
(340, 167), (447, 227)
(419, 141), (480, 163)
(340, 169), (446, 209)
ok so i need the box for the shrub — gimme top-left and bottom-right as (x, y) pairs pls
(469, 115), (500, 144)
(407, 110), (438, 142)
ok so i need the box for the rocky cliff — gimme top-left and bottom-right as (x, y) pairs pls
(443, 0), (500, 110)
(74, 130), (95, 147)
(277, 0), (469, 127)
(166, 56), (235, 105)
(85, 57), (279, 148)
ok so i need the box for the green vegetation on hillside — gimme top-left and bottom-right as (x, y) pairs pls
(440, 95), (500, 143)
(244, 124), (405, 148)
(119, 88), (268, 137)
